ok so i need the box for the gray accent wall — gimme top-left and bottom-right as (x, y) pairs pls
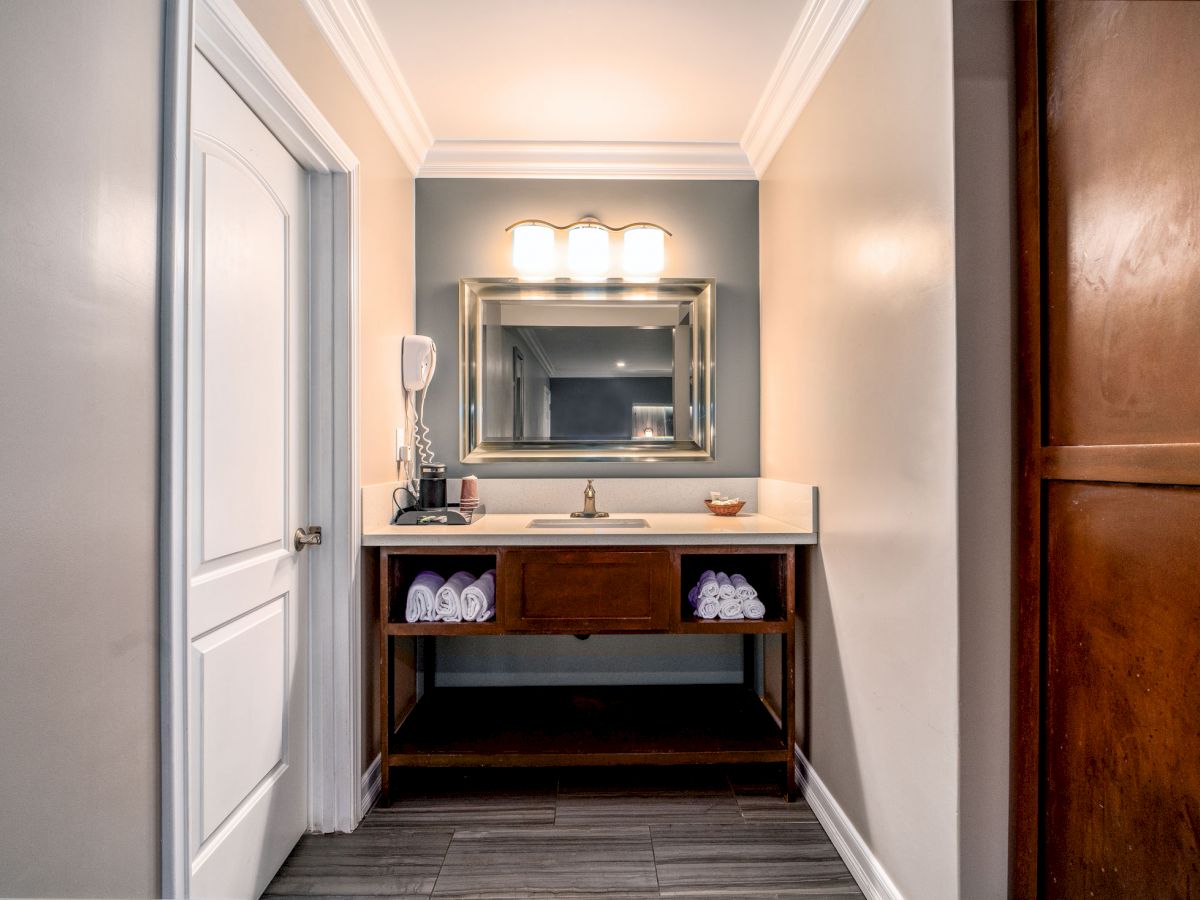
(0, 2), (163, 895)
(415, 179), (760, 478)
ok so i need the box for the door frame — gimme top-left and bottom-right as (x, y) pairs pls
(159, 0), (364, 895)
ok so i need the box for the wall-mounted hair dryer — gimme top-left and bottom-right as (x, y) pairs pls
(392, 334), (482, 526)
(401, 334), (437, 391)
(399, 335), (438, 513)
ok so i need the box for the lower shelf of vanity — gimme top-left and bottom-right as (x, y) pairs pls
(386, 684), (789, 768)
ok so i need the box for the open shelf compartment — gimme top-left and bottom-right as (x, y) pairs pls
(676, 548), (793, 632)
(384, 548), (501, 635)
(387, 684), (789, 767)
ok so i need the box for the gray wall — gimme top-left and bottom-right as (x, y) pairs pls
(415, 178), (760, 478)
(954, 1), (1016, 896)
(435, 634), (743, 687)
(0, 1), (163, 896)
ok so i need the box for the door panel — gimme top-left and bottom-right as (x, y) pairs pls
(200, 151), (289, 562)
(193, 596), (289, 843)
(187, 51), (308, 899)
(1043, 482), (1200, 896)
(1044, 2), (1200, 447)
(1016, 3), (1200, 896)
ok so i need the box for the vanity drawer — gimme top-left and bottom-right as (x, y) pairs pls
(500, 549), (671, 633)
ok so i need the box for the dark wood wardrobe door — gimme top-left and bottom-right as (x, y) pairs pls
(1016, 3), (1200, 897)
(1043, 483), (1200, 896)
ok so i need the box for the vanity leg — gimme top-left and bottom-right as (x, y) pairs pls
(378, 552), (392, 808)
(423, 635), (437, 691)
(743, 635), (757, 690)
(379, 648), (390, 807)
(782, 627), (798, 802)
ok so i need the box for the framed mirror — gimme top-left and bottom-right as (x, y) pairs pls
(459, 278), (715, 462)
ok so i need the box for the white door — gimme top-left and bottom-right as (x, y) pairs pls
(186, 52), (310, 899)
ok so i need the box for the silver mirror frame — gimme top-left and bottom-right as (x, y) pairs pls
(459, 277), (715, 463)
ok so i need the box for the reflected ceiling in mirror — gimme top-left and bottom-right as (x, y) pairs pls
(460, 279), (715, 462)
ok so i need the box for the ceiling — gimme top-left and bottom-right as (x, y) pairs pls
(366, 0), (806, 144)
(306, 0), (870, 177)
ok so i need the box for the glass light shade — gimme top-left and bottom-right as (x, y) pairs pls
(622, 226), (666, 278)
(511, 223), (555, 279)
(566, 224), (610, 280)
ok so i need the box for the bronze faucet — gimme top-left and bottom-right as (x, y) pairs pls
(571, 479), (609, 518)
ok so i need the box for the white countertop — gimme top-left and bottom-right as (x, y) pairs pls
(362, 511), (817, 547)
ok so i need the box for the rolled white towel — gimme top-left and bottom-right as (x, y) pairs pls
(434, 571), (474, 622)
(461, 569), (496, 622)
(730, 573), (758, 603)
(688, 585), (719, 620)
(716, 572), (736, 601)
(697, 570), (721, 601)
(406, 571), (444, 623)
(743, 597), (766, 620)
(718, 596), (744, 620)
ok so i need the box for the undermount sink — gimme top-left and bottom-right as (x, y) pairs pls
(525, 517), (651, 529)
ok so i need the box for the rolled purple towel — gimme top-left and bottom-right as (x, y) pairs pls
(716, 572), (736, 600)
(690, 582), (720, 619)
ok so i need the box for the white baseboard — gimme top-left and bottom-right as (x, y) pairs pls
(360, 753), (382, 818)
(795, 746), (903, 900)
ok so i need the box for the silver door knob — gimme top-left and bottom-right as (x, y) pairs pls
(294, 525), (322, 551)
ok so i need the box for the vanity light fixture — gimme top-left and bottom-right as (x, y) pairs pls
(504, 217), (671, 281)
(510, 221), (555, 279)
(566, 220), (610, 280)
(622, 224), (666, 279)
(616, 360), (626, 368)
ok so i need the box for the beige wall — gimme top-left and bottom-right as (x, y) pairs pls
(0, 1), (163, 895)
(759, 0), (960, 896)
(237, 0), (416, 774)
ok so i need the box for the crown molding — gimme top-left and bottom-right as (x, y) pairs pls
(741, 0), (870, 177)
(417, 140), (756, 180)
(301, 0), (433, 174)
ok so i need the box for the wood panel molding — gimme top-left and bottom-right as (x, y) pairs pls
(1042, 444), (1200, 486)
(1012, 5), (1043, 894)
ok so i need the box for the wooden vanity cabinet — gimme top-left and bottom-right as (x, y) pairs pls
(377, 543), (799, 803)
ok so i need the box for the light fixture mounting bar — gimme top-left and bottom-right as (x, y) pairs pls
(504, 218), (673, 237)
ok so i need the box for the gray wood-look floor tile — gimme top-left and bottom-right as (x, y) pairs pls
(555, 767), (744, 826)
(369, 770), (557, 828)
(431, 826), (659, 898)
(368, 794), (557, 828)
(733, 793), (820, 823)
(555, 792), (744, 827)
(265, 767), (864, 899)
(650, 823), (863, 898)
(264, 829), (452, 897)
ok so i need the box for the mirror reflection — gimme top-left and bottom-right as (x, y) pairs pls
(481, 302), (693, 443)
